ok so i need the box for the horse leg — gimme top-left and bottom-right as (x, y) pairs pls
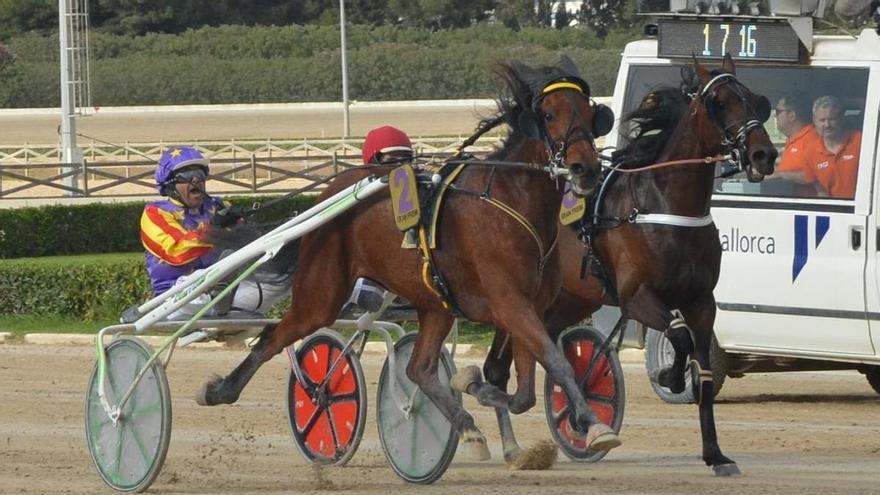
(479, 330), (524, 462)
(197, 239), (352, 406)
(494, 301), (620, 451)
(681, 296), (740, 476)
(624, 286), (690, 393)
(407, 310), (490, 460)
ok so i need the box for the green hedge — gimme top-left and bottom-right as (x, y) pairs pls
(0, 253), (151, 320)
(0, 24), (633, 107)
(0, 194), (318, 259)
(0, 252), (292, 320)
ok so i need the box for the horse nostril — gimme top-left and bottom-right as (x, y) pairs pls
(569, 163), (585, 177)
(751, 150), (767, 164)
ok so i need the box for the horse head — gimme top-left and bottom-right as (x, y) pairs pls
(501, 55), (613, 197)
(691, 54), (777, 182)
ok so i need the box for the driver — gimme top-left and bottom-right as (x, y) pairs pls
(336, 125), (417, 314)
(139, 146), (288, 318)
(361, 125), (415, 165)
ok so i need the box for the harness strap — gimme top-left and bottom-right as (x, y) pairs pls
(632, 213), (714, 228)
(481, 196), (557, 270)
(417, 225), (453, 311)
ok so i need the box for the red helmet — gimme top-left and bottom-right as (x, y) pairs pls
(362, 125), (413, 164)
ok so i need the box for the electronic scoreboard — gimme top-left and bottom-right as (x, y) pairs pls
(658, 17), (805, 62)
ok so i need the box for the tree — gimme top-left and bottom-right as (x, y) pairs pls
(536, 0), (553, 26)
(0, 43), (15, 69)
(0, 0), (56, 38)
(553, 1), (570, 28)
(388, 0), (493, 28)
(494, 0), (535, 30)
(90, 0), (318, 35)
(577, 0), (630, 38)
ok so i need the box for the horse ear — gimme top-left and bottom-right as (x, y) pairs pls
(722, 53), (736, 74)
(559, 54), (581, 78)
(693, 57), (711, 82)
(512, 61), (547, 96)
(592, 104), (615, 137)
(517, 110), (541, 138)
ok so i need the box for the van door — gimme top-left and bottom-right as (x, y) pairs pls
(864, 98), (880, 357)
(712, 204), (872, 357)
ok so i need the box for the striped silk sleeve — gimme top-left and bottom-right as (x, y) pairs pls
(140, 205), (213, 266)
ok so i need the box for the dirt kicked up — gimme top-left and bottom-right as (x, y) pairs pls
(1, 342), (878, 495)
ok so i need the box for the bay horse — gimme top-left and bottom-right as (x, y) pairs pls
(464, 55), (777, 475)
(196, 56), (624, 456)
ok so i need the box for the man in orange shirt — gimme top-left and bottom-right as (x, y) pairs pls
(773, 93), (822, 195)
(802, 96), (862, 199)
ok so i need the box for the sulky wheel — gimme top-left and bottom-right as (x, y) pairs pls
(287, 329), (367, 465)
(544, 326), (625, 462)
(85, 336), (172, 493)
(376, 332), (458, 484)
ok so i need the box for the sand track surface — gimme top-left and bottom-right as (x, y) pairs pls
(1, 343), (878, 494)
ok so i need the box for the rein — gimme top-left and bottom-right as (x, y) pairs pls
(606, 154), (730, 174)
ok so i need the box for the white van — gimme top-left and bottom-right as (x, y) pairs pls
(603, 11), (880, 402)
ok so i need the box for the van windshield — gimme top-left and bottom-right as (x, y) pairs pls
(621, 64), (870, 200)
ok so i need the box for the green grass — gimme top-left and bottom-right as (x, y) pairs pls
(0, 313), (496, 349)
(0, 315), (116, 337)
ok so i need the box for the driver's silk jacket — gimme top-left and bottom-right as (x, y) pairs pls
(139, 196), (227, 296)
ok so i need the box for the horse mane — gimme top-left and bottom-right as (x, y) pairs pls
(610, 86), (691, 169)
(477, 60), (584, 160)
(610, 66), (735, 169)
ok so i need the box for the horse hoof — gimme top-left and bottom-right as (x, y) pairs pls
(461, 431), (491, 461)
(450, 365), (483, 394)
(585, 423), (622, 451)
(195, 374), (223, 406)
(712, 463), (742, 477)
(503, 446), (524, 464)
(657, 367), (686, 394)
(509, 440), (557, 470)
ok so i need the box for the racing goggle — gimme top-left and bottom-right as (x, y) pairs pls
(173, 168), (207, 183)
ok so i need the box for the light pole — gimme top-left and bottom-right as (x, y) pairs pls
(58, 0), (81, 194)
(339, 0), (351, 138)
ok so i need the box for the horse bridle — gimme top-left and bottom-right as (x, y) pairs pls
(698, 72), (770, 175)
(532, 80), (613, 181)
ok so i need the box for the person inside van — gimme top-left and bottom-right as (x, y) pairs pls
(801, 96), (863, 199)
(773, 93), (822, 196)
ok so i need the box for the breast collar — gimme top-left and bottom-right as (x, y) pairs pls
(591, 168), (714, 229)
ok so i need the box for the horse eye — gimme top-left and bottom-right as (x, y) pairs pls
(544, 113), (554, 122)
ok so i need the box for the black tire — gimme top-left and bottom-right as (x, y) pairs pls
(544, 326), (626, 462)
(376, 333), (458, 484)
(287, 329), (368, 466)
(865, 366), (880, 394)
(85, 336), (172, 493)
(645, 330), (726, 404)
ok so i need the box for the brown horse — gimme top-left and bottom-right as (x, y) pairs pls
(196, 56), (623, 457)
(467, 55), (777, 475)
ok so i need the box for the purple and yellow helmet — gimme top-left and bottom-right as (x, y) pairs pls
(155, 146), (209, 194)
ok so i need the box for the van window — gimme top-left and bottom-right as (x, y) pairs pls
(621, 64), (870, 199)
